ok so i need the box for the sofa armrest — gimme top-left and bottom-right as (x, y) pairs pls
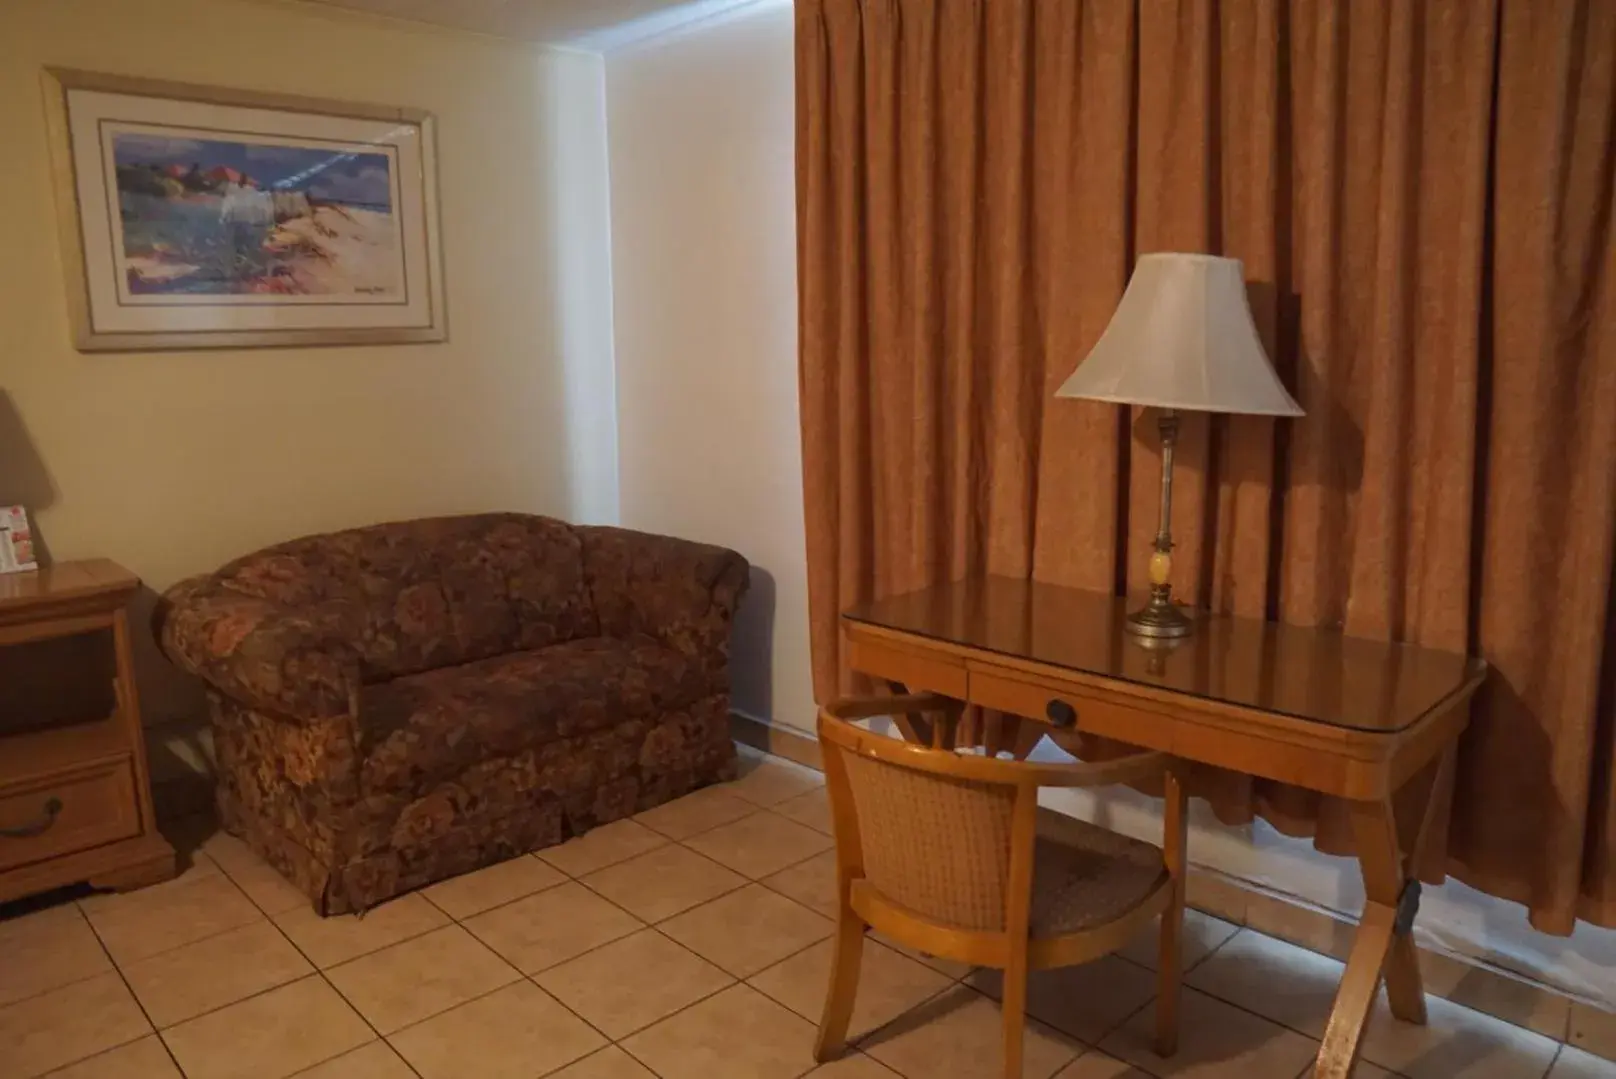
(153, 576), (361, 721)
(580, 526), (750, 667)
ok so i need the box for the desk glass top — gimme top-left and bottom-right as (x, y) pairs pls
(844, 577), (1484, 733)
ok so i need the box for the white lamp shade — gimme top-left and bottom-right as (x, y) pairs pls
(1056, 253), (1304, 416)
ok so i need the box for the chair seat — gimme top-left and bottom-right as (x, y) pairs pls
(1030, 820), (1169, 936)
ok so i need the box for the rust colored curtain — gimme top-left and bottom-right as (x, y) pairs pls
(797, 0), (1616, 933)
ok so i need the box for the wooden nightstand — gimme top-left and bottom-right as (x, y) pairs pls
(0, 560), (175, 903)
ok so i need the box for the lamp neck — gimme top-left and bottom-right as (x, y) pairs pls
(1156, 409), (1178, 553)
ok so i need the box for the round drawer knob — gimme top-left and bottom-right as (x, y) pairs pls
(1045, 699), (1077, 728)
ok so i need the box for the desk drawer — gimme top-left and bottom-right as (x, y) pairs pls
(845, 636), (968, 698)
(969, 666), (1176, 750)
(0, 758), (140, 872)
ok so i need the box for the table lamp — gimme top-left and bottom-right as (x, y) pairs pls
(1056, 253), (1303, 639)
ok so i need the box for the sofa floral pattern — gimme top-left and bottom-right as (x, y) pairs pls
(155, 514), (749, 914)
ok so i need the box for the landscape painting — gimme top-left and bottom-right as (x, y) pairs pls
(111, 130), (404, 302)
(48, 69), (445, 350)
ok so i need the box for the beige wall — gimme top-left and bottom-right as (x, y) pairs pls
(0, 0), (610, 722)
(604, 3), (809, 730)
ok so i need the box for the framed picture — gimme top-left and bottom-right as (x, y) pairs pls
(42, 69), (446, 351)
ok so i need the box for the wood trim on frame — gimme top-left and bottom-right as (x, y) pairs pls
(40, 67), (448, 352)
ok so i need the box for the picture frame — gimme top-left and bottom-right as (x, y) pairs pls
(42, 68), (447, 351)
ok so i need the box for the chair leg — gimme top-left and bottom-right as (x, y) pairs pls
(815, 909), (865, 1061)
(1157, 769), (1188, 1057)
(1002, 952), (1029, 1079)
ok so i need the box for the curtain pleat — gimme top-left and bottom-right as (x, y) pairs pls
(796, 0), (1616, 931)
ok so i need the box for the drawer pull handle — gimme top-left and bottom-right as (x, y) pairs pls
(1045, 699), (1078, 728)
(0, 797), (63, 839)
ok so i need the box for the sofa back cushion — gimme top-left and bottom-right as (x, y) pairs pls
(211, 514), (599, 680)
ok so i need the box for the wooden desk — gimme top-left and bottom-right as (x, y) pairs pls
(842, 576), (1486, 1078)
(0, 560), (175, 903)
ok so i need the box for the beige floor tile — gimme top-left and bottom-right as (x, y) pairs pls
(0, 904), (113, 1008)
(1053, 1049), (1155, 1077)
(274, 892), (450, 969)
(860, 984), (1083, 1079)
(1056, 1046), (1389, 1079)
(660, 884), (834, 977)
(289, 1041), (417, 1078)
(420, 855), (567, 920)
(727, 752), (826, 807)
(535, 928), (733, 1039)
(42, 1035), (181, 1078)
(802, 1054), (901, 1077)
(121, 920), (313, 1028)
(1099, 986), (1321, 1079)
(1117, 910), (1241, 973)
(1551, 1046), (1616, 1079)
(761, 850), (839, 918)
(548, 1046), (657, 1079)
(1417, 949), (1571, 1040)
(538, 819), (668, 877)
(463, 881), (643, 974)
(622, 983), (818, 1079)
(0, 972), (151, 1079)
(969, 955), (1158, 1043)
(80, 870), (263, 967)
(325, 924), (519, 1034)
(389, 980), (605, 1079)
(774, 788), (834, 834)
(634, 786), (757, 840)
(873, 934), (975, 979)
(198, 832), (309, 916)
(1187, 926), (1560, 1079)
(160, 976), (372, 1079)
(748, 937), (953, 1042)
(1572, 1003), (1616, 1062)
(684, 811), (835, 880)
(1185, 929), (1340, 1036)
(1360, 991), (1560, 1079)
(582, 844), (746, 923)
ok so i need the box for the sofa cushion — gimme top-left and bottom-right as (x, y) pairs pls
(357, 636), (711, 795)
(210, 514), (600, 681)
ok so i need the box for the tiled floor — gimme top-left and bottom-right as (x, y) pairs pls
(1, 747), (1609, 1079)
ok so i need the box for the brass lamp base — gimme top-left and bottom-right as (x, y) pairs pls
(1126, 585), (1195, 639)
(1127, 409), (1195, 641)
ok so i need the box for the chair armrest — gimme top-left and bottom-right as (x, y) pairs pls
(153, 576), (360, 721)
(580, 526), (750, 667)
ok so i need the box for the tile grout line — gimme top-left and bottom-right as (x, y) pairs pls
(1180, 924), (1571, 1071)
(61, 901), (191, 1079)
(208, 861), (434, 1079)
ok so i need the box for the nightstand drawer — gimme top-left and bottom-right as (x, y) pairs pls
(0, 758), (140, 872)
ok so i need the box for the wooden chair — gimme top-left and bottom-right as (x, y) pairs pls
(814, 695), (1190, 1078)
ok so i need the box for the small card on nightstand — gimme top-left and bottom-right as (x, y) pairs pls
(0, 505), (38, 574)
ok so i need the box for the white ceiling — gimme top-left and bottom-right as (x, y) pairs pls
(290, 0), (768, 47)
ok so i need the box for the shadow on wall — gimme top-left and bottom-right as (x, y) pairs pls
(133, 582), (207, 730)
(731, 564), (776, 720)
(0, 389), (204, 727)
(0, 390), (57, 564)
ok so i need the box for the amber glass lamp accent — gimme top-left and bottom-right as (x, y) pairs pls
(1056, 254), (1304, 639)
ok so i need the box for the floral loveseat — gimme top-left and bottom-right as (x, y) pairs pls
(154, 513), (748, 914)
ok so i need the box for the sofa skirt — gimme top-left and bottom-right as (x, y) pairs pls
(212, 692), (738, 915)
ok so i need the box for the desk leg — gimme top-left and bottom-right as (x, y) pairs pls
(883, 680), (934, 746)
(1314, 750), (1454, 1078)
